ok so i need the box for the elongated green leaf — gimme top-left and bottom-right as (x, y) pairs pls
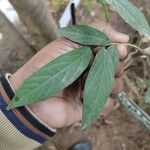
(82, 47), (119, 129)
(58, 25), (110, 45)
(7, 47), (93, 109)
(144, 88), (150, 104)
(106, 0), (150, 39)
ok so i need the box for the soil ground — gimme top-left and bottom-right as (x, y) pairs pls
(0, 0), (150, 150)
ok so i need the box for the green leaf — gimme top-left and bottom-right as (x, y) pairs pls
(97, 0), (107, 5)
(7, 47), (93, 109)
(58, 25), (110, 46)
(144, 88), (150, 104)
(106, 0), (150, 39)
(82, 47), (119, 129)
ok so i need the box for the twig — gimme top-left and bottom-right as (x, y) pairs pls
(116, 91), (150, 130)
(110, 42), (150, 57)
(110, 42), (150, 68)
(110, 42), (142, 52)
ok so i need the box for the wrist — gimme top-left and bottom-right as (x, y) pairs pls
(0, 74), (56, 143)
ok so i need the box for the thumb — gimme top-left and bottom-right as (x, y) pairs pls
(90, 21), (129, 43)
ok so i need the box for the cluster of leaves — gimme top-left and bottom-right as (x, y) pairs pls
(8, 25), (119, 129)
(7, 0), (150, 129)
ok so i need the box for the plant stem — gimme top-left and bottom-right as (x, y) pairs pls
(117, 91), (150, 130)
(110, 42), (142, 52)
(110, 42), (150, 69)
(110, 42), (150, 57)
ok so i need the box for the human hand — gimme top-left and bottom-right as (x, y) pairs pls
(10, 21), (129, 129)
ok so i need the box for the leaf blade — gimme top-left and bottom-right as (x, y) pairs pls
(107, 45), (119, 67)
(58, 25), (110, 46)
(106, 0), (150, 39)
(8, 47), (93, 109)
(82, 46), (119, 129)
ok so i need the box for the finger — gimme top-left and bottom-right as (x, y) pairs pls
(102, 97), (116, 118)
(111, 77), (123, 95)
(90, 21), (129, 43)
(115, 62), (124, 78)
(36, 38), (79, 63)
(117, 44), (128, 61)
(108, 30), (129, 43)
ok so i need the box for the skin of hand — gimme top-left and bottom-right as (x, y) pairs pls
(9, 21), (129, 129)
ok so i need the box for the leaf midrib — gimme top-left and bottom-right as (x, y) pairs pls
(62, 30), (108, 43)
(84, 50), (106, 124)
(19, 48), (91, 99)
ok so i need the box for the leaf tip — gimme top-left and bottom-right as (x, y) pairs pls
(6, 106), (10, 111)
(6, 96), (21, 110)
(81, 121), (89, 130)
(6, 102), (13, 110)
